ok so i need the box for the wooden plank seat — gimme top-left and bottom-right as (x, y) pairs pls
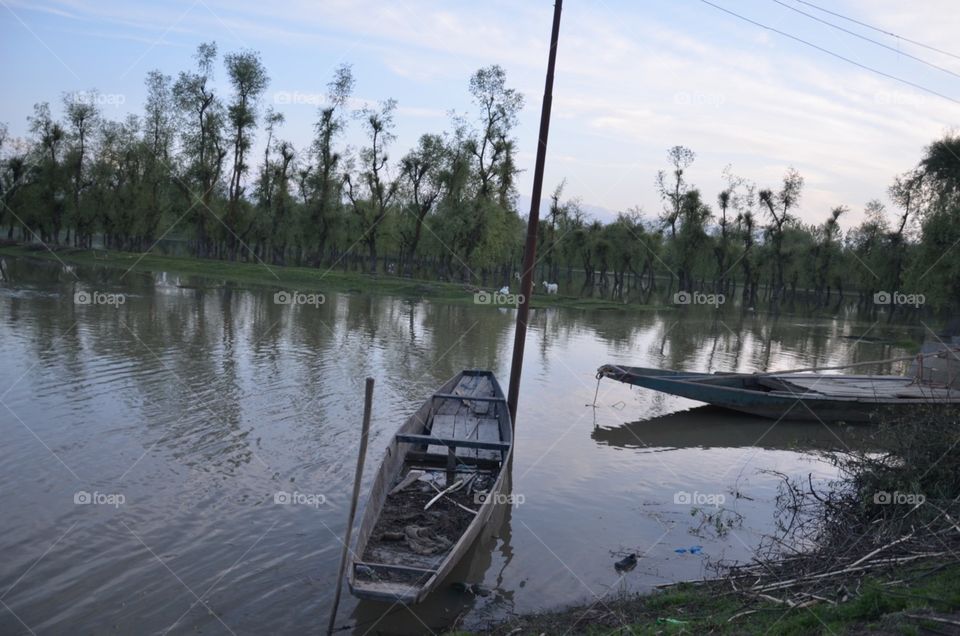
(431, 393), (506, 402)
(395, 433), (509, 452)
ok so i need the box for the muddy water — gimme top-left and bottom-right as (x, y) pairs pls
(0, 256), (922, 635)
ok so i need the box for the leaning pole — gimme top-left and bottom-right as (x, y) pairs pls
(507, 0), (563, 428)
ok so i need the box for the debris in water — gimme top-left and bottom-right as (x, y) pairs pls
(614, 553), (638, 572)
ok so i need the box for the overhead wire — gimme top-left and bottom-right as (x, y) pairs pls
(795, 0), (960, 62)
(770, 0), (960, 80)
(697, 0), (960, 107)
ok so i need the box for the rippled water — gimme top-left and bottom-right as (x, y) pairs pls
(0, 256), (923, 635)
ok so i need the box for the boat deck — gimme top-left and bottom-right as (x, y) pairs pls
(428, 373), (503, 461)
(761, 374), (959, 400)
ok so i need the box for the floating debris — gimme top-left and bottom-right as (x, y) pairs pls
(614, 554), (638, 572)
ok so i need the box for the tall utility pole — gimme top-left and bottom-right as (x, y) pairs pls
(507, 0), (563, 427)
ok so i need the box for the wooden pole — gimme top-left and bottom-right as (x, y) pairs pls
(326, 377), (375, 636)
(507, 0), (563, 427)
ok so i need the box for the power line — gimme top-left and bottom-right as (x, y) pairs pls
(697, 0), (960, 107)
(771, 0), (960, 80)
(795, 0), (960, 62)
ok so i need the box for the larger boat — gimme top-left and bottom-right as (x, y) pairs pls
(348, 370), (513, 603)
(597, 343), (960, 423)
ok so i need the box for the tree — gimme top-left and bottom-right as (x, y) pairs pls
(344, 99), (400, 274)
(63, 92), (100, 246)
(302, 64), (353, 266)
(759, 167), (803, 306)
(656, 146), (695, 238)
(28, 102), (66, 243)
(453, 65), (524, 273)
(813, 206), (845, 308)
(467, 65), (523, 199)
(224, 49), (269, 260)
(173, 42), (225, 257)
(142, 70), (175, 250)
(398, 133), (445, 276)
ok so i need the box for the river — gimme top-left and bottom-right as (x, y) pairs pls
(0, 255), (922, 635)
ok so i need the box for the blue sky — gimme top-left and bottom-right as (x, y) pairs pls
(1, 0), (957, 228)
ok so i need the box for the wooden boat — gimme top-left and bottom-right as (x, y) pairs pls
(597, 346), (960, 423)
(348, 369), (513, 604)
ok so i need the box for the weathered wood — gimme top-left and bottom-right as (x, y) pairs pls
(349, 370), (514, 605)
(598, 363), (960, 422)
(405, 452), (500, 470)
(354, 561), (438, 575)
(396, 433), (510, 452)
(328, 377), (375, 636)
(476, 418), (502, 461)
(432, 393), (505, 403)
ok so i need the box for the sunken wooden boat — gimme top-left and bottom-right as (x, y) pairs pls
(598, 345), (960, 423)
(348, 369), (512, 604)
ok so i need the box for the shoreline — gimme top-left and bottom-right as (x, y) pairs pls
(0, 245), (661, 313)
(450, 562), (960, 634)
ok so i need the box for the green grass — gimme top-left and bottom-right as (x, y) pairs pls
(0, 244), (661, 311)
(451, 562), (960, 635)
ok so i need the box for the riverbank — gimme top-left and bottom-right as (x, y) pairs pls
(0, 244), (657, 313)
(455, 562), (960, 634)
(457, 409), (960, 635)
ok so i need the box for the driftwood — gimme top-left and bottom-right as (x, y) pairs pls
(389, 470), (425, 495)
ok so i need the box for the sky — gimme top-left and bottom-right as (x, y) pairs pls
(1, 0), (958, 229)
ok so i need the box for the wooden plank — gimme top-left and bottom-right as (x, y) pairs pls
(405, 451), (501, 470)
(355, 561), (438, 575)
(395, 433), (510, 452)
(476, 417), (501, 461)
(427, 415), (456, 455)
(432, 393), (505, 403)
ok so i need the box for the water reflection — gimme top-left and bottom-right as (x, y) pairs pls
(593, 406), (876, 451)
(0, 255), (928, 634)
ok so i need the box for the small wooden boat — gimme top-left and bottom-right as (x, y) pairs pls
(598, 345), (960, 423)
(348, 370), (513, 604)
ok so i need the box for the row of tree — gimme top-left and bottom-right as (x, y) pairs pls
(1, 42), (959, 312)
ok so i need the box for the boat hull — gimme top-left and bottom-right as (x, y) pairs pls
(348, 370), (513, 604)
(598, 365), (960, 423)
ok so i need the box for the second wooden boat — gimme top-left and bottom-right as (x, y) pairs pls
(598, 345), (960, 423)
(348, 369), (513, 604)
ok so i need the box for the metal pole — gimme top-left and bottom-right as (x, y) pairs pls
(326, 377), (375, 636)
(507, 0), (563, 427)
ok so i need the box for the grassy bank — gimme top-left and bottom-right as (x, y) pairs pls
(454, 563), (960, 635)
(457, 410), (960, 635)
(0, 244), (657, 312)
